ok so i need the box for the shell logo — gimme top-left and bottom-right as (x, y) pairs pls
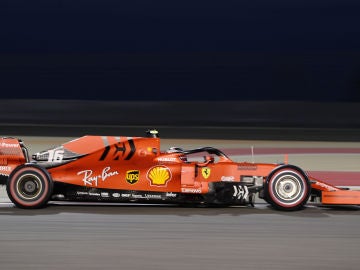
(147, 165), (171, 186)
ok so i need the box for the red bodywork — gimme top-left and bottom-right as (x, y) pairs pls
(1, 133), (360, 209)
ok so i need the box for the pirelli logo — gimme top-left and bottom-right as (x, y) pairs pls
(126, 170), (140, 184)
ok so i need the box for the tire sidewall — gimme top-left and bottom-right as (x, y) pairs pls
(7, 164), (53, 209)
(265, 166), (311, 211)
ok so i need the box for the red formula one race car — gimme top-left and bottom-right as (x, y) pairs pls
(1, 130), (360, 210)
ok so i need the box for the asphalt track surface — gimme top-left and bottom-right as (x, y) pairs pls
(1, 137), (360, 270)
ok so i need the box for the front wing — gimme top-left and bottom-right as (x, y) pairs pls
(321, 190), (360, 205)
(310, 176), (360, 205)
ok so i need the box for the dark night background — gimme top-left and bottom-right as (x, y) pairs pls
(1, 0), (360, 102)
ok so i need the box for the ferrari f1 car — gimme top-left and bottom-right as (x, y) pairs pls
(1, 129), (360, 210)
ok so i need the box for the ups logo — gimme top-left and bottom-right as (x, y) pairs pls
(126, 170), (140, 184)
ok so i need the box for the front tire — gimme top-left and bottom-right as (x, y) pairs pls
(265, 166), (311, 211)
(6, 164), (53, 209)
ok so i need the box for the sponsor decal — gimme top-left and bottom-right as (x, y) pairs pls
(221, 176), (235, 182)
(314, 181), (338, 191)
(201, 167), (211, 179)
(112, 193), (121, 198)
(147, 165), (172, 186)
(77, 166), (119, 187)
(76, 191), (89, 196)
(0, 146), (22, 156)
(0, 166), (11, 172)
(145, 194), (162, 199)
(157, 157), (178, 162)
(101, 192), (109, 198)
(166, 192), (177, 198)
(126, 170), (140, 184)
(238, 164), (258, 170)
(128, 194), (162, 200)
(181, 188), (202, 193)
(0, 142), (19, 148)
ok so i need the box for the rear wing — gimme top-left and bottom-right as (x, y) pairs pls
(0, 137), (29, 179)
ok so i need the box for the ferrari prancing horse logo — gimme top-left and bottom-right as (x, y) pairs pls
(201, 167), (211, 179)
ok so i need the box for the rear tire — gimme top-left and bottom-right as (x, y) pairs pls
(265, 166), (311, 211)
(6, 164), (53, 209)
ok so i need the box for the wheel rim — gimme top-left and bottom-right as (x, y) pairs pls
(16, 173), (43, 200)
(273, 174), (302, 202)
